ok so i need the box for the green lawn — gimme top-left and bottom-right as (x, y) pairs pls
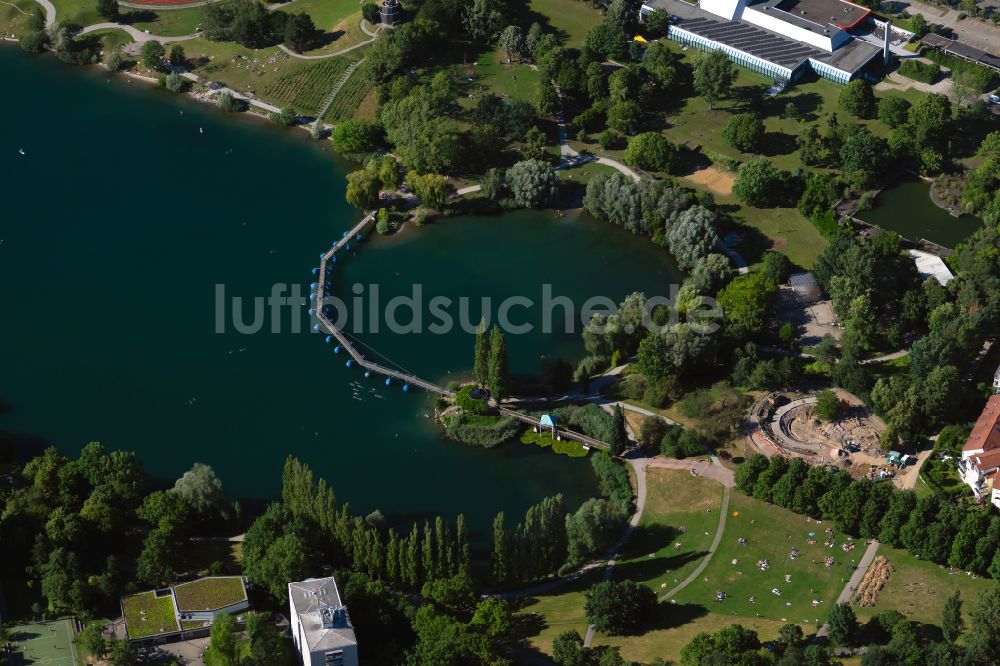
(122, 590), (180, 639)
(516, 571), (599, 656)
(852, 545), (990, 631)
(49, 0), (100, 26)
(272, 0), (368, 57)
(672, 493), (854, 626)
(517, 472), (824, 663)
(78, 28), (135, 63)
(125, 7), (204, 37)
(526, 0), (603, 47)
(281, 0), (359, 31)
(173, 576), (247, 611)
(728, 202), (827, 270)
(615, 468), (725, 594)
(467, 47), (540, 104)
(918, 457), (967, 500)
(593, 613), (793, 664)
(185, 38), (312, 97)
(0, 0), (39, 39)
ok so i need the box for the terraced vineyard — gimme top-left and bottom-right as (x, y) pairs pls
(323, 66), (370, 123)
(263, 57), (359, 116)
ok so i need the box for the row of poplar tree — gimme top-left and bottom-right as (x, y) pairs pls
(490, 495), (569, 585)
(249, 458), (471, 595)
(473, 318), (510, 399)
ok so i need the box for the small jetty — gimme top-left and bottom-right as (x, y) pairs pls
(312, 212), (609, 451)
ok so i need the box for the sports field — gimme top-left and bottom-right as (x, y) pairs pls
(9, 620), (78, 666)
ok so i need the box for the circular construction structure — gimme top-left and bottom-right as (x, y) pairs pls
(755, 390), (894, 480)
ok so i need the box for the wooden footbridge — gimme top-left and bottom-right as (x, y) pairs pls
(312, 212), (609, 451)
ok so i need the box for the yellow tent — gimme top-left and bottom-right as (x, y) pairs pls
(633, 35), (648, 43)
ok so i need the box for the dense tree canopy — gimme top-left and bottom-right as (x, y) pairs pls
(723, 112), (765, 153)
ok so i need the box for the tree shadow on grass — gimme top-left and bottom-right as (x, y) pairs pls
(721, 222), (772, 267)
(122, 9), (156, 24)
(673, 147), (713, 177)
(506, 0), (568, 45)
(760, 132), (798, 158)
(310, 29), (346, 51)
(730, 84), (766, 113)
(613, 550), (708, 586)
(621, 524), (682, 559)
(650, 601), (710, 631)
(781, 91), (824, 122)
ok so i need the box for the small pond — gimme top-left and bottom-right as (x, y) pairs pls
(856, 178), (982, 249)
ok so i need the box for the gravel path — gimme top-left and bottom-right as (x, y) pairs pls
(816, 539), (881, 637)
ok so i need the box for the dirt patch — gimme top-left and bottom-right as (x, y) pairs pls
(684, 165), (735, 196)
(854, 555), (893, 607)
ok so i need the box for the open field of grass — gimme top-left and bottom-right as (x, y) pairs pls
(728, 201), (827, 270)
(525, 0), (603, 47)
(672, 493), (854, 625)
(852, 545), (991, 629)
(593, 613), (793, 664)
(0, 0), (39, 38)
(126, 7), (204, 37)
(518, 471), (828, 663)
(174, 576), (247, 611)
(281, 0), (358, 31)
(615, 469), (724, 594)
(296, 11), (369, 57)
(467, 48), (540, 104)
(186, 37), (311, 96)
(83, 27), (135, 62)
(49, 0), (100, 26)
(123, 590), (180, 639)
(515, 571), (599, 656)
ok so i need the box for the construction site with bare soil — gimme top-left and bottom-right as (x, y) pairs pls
(748, 389), (921, 489)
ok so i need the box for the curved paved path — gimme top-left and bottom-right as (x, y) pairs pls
(658, 474), (732, 602)
(582, 453), (733, 647)
(501, 450), (650, 602)
(583, 454), (649, 647)
(552, 81), (640, 182)
(30, 0), (55, 26)
(78, 21), (198, 41)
